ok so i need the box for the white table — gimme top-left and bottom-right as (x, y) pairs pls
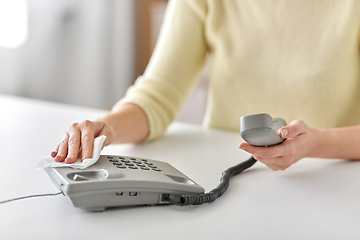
(1, 94), (360, 240)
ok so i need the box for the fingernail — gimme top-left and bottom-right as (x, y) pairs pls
(239, 145), (246, 150)
(281, 129), (288, 137)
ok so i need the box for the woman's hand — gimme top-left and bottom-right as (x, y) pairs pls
(51, 120), (115, 164)
(239, 120), (320, 171)
(50, 104), (150, 164)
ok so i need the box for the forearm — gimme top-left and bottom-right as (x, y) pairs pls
(98, 103), (149, 144)
(310, 125), (360, 160)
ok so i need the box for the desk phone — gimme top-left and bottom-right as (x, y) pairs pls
(43, 113), (284, 211)
(45, 155), (204, 211)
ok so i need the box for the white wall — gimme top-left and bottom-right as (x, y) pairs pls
(0, 0), (134, 109)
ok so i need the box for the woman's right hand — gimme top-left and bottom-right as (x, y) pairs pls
(51, 120), (115, 164)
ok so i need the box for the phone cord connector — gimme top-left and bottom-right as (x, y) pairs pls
(165, 156), (257, 206)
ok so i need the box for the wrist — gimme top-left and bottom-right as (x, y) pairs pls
(307, 128), (327, 158)
(99, 104), (149, 143)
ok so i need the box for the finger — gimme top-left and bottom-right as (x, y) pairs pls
(51, 144), (60, 158)
(79, 120), (114, 159)
(239, 142), (284, 159)
(279, 120), (308, 139)
(65, 128), (81, 164)
(54, 134), (69, 162)
(78, 120), (99, 161)
(80, 133), (95, 161)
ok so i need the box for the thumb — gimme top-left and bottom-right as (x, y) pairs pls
(278, 120), (308, 139)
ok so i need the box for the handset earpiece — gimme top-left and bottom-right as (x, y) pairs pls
(240, 113), (286, 147)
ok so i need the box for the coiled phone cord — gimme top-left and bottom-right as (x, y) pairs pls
(164, 156), (257, 206)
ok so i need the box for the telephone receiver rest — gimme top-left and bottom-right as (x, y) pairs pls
(240, 113), (287, 147)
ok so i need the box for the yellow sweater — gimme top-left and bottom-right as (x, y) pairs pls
(116, 0), (360, 141)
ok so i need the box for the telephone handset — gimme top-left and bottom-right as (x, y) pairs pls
(45, 155), (204, 211)
(240, 113), (287, 146)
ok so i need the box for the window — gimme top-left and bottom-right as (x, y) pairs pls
(0, 0), (28, 48)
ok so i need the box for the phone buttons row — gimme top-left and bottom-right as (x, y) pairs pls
(114, 164), (161, 171)
(107, 156), (162, 172)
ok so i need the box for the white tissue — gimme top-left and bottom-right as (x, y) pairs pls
(37, 135), (106, 170)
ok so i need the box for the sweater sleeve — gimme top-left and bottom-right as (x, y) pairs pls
(114, 0), (208, 141)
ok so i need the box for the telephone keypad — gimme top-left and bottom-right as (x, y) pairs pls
(108, 156), (162, 172)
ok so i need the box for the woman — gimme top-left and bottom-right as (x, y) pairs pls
(51, 0), (360, 170)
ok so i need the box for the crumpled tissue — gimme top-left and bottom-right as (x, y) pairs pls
(37, 135), (106, 170)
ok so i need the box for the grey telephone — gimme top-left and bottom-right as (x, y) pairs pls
(43, 113), (285, 211)
(240, 113), (287, 146)
(45, 155), (204, 211)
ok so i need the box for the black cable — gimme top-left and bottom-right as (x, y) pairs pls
(164, 156), (257, 206)
(0, 192), (63, 205)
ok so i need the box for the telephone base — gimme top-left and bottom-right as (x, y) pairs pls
(45, 155), (204, 211)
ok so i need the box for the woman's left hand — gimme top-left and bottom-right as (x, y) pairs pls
(239, 120), (320, 171)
